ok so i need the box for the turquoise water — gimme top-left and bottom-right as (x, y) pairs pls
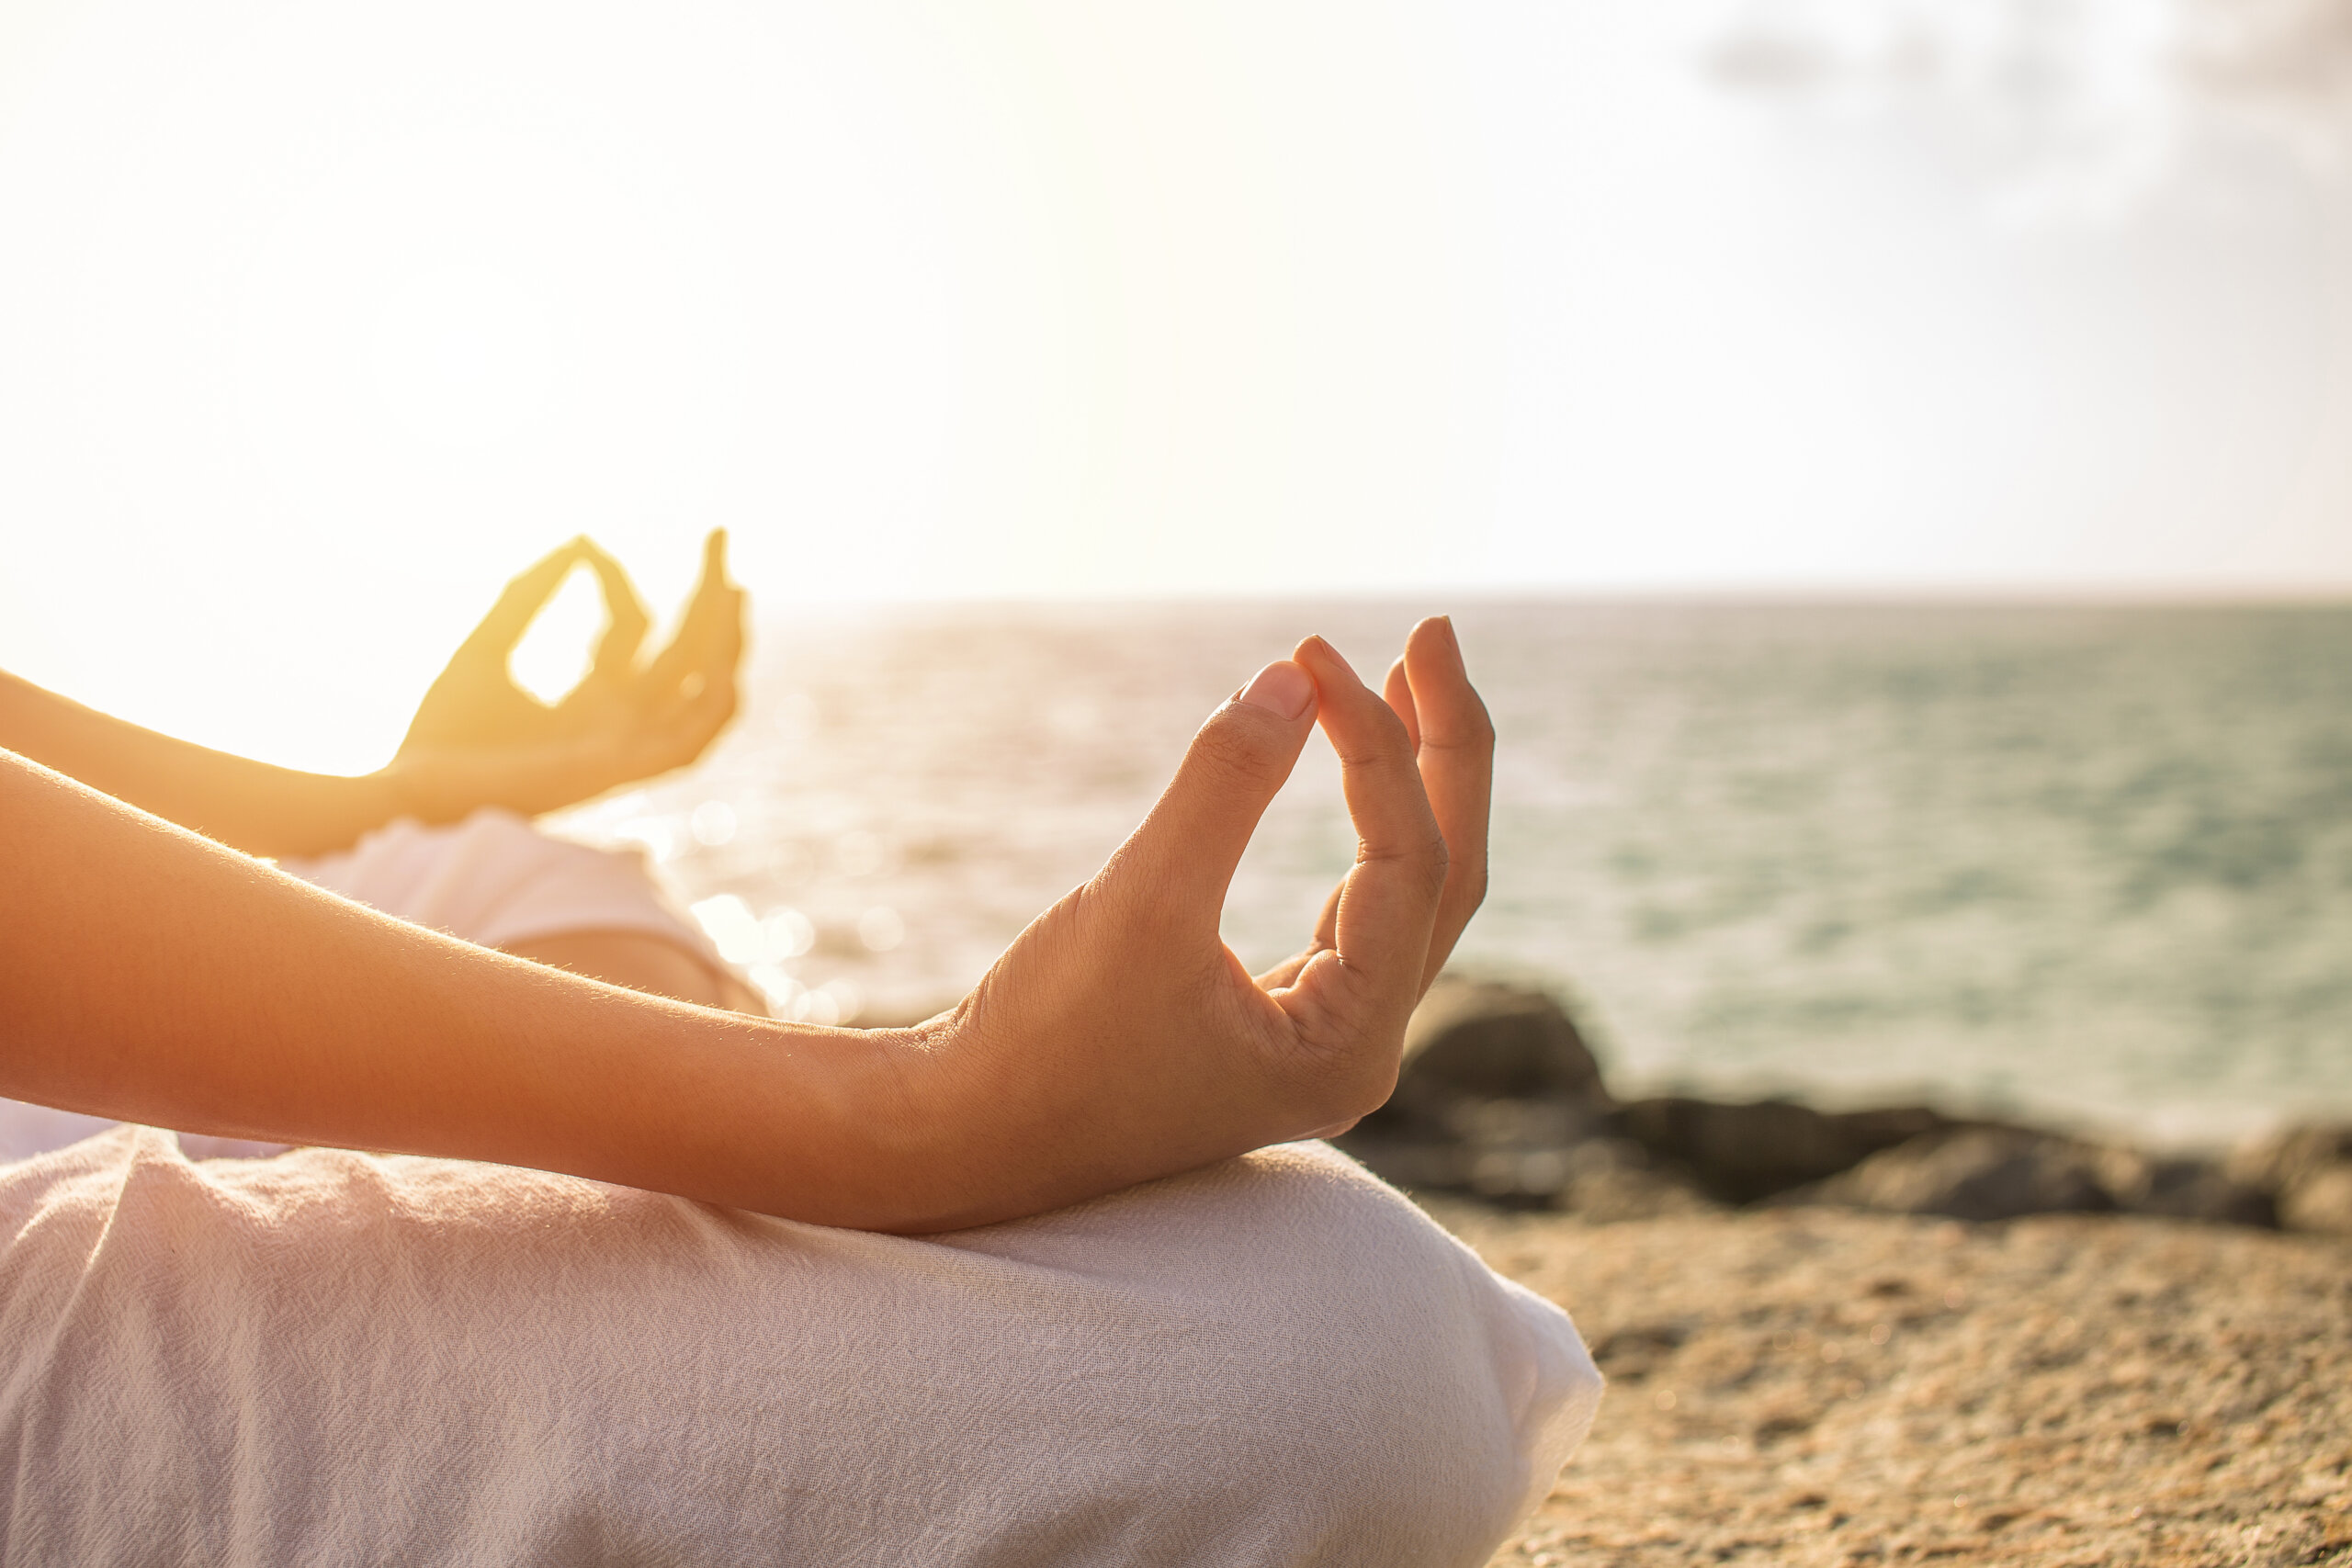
(554, 601), (2352, 1147)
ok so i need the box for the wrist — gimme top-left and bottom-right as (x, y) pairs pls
(843, 1013), (1021, 1233)
(371, 752), (481, 828)
(690, 1015), (983, 1234)
(868, 1003), (1227, 1233)
(368, 760), (424, 825)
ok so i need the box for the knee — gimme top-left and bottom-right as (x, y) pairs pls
(1029, 1142), (1603, 1565)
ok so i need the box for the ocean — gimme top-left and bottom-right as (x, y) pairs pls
(549, 600), (2352, 1148)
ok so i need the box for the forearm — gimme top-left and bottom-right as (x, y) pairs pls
(0, 749), (954, 1229)
(0, 671), (406, 857)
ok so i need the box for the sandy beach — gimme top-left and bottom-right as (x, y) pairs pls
(1425, 1202), (2352, 1566)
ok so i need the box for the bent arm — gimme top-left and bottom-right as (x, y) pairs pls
(0, 671), (406, 858)
(0, 749), (932, 1225)
(0, 621), (1487, 1233)
(0, 534), (745, 860)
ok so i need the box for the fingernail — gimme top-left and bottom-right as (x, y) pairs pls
(1237, 660), (1314, 720)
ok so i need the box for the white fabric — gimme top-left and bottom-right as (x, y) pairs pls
(278, 807), (723, 964)
(0, 1127), (1600, 1565)
(0, 809), (724, 1164)
(0, 1101), (119, 1166)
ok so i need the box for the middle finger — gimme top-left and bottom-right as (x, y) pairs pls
(1396, 616), (1494, 989)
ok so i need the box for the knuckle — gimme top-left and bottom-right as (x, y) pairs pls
(1354, 827), (1448, 897)
(1424, 703), (1496, 756)
(1335, 726), (1412, 772)
(1330, 694), (1417, 767)
(1419, 834), (1453, 897)
(1189, 717), (1285, 790)
(1368, 700), (1419, 755)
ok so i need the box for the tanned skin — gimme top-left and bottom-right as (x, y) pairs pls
(0, 541), (1491, 1233)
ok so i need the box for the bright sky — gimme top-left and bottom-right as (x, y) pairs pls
(1, 0), (2347, 770)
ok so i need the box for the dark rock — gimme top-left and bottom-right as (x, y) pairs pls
(2094, 1148), (2275, 1227)
(1340, 978), (1616, 1201)
(1435, 1096), (1600, 1149)
(1612, 1096), (1955, 1205)
(1342, 976), (2289, 1235)
(1367, 976), (1613, 1137)
(1548, 1137), (1717, 1222)
(2222, 1124), (2352, 1236)
(1798, 1126), (2114, 1221)
(1342, 1128), (1714, 1216)
(2224, 1123), (2352, 1192)
(1333, 1134), (1480, 1197)
(2278, 1163), (2352, 1235)
(1340, 1101), (1610, 1204)
(2226, 1123), (2352, 1191)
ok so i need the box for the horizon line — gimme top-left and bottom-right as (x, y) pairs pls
(750, 581), (2352, 611)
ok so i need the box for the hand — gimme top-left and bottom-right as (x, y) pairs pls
(905, 616), (1493, 1227)
(387, 532), (746, 822)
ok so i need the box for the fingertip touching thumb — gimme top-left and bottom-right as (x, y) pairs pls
(1236, 659), (1315, 720)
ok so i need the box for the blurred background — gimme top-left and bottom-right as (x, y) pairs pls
(1, 0), (2347, 1142)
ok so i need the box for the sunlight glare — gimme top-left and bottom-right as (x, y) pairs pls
(0, 0), (2345, 780)
(367, 262), (556, 451)
(506, 565), (608, 707)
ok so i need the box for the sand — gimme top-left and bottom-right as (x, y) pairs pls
(1425, 1202), (2352, 1567)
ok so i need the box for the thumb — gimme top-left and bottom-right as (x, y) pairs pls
(1100, 660), (1318, 922)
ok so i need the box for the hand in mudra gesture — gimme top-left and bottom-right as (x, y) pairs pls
(909, 618), (1490, 1226)
(0, 572), (1487, 1230)
(390, 530), (744, 820)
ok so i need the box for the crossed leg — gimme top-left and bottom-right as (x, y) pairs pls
(0, 1127), (1600, 1565)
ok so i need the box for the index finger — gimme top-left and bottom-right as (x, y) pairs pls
(1398, 615), (1493, 988)
(455, 538), (586, 661)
